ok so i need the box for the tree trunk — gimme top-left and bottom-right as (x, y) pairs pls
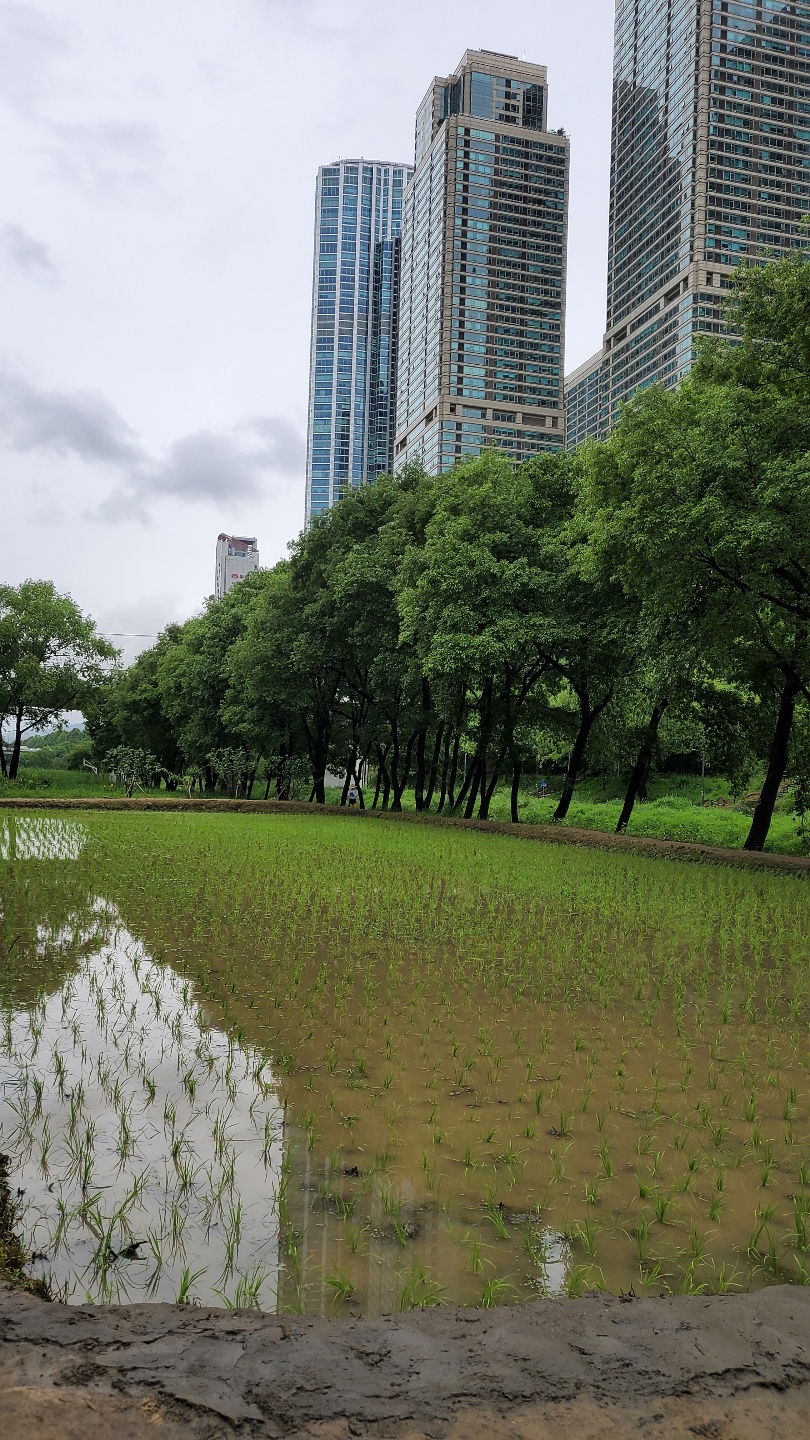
(341, 747), (357, 806)
(354, 750), (371, 810)
(553, 692), (611, 822)
(414, 679), (431, 812)
(424, 723), (445, 813)
(510, 755), (522, 824)
(391, 732), (416, 811)
(465, 753), (484, 819)
(452, 752), (479, 816)
(0, 724), (7, 778)
(616, 699), (669, 834)
(478, 753), (504, 820)
(372, 742), (389, 809)
(311, 740), (327, 805)
(445, 735), (461, 812)
(744, 673), (800, 852)
(436, 730), (452, 814)
(8, 706), (24, 781)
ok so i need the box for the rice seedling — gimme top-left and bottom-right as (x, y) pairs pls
(177, 1264), (207, 1304)
(2, 809), (809, 1315)
(399, 1259), (444, 1311)
(483, 1194), (509, 1239)
(480, 1276), (517, 1307)
(325, 1268), (355, 1306)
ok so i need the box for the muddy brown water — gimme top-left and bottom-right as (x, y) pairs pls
(1, 814), (810, 1316)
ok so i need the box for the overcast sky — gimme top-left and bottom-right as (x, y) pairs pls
(0, 0), (614, 662)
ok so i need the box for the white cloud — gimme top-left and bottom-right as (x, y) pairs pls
(0, 222), (57, 278)
(45, 120), (162, 192)
(0, 3), (67, 114)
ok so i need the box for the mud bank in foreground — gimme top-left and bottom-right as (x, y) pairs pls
(1, 1283), (809, 1440)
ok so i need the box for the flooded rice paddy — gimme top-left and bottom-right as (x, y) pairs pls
(1, 811), (809, 1314)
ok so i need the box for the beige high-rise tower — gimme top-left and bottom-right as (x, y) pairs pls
(566, 0), (810, 446)
(394, 50), (570, 473)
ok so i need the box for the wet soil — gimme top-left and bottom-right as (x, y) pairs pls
(2, 796), (809, 875)
(2, 1281), (809, 1438)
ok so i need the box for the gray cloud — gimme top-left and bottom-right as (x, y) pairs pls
(99, 416), (305, 521)
(0, 3), (67, 113)
(0, 222), (57, 279)
(45, 120), (162, 192)
(0, 364), (145, 467)
(0, 359), (303, 521)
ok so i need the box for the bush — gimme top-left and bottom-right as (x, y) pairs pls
(66, 742), (96, 771)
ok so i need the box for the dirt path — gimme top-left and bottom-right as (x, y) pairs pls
(2, 796), (809, 875)
(2, 1282), (809, 1438)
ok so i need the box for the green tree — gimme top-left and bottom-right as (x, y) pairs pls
(575, 251), (810, 850)
(0, 581), (115, 779)
(156, 576), (264, 785)
(84, 625), (184, 775)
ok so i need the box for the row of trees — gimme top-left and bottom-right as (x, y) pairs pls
(85, 252), (810, 851)
(3, 253), (807, 851)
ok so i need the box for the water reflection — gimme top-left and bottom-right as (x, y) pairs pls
(0, 910), (283, 1307)
(0, 816), (88, 861)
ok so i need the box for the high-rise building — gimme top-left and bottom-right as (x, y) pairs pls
(566, 0), (810, 445)
(305, 158), (413, 522)
(394, 50), (570, 473)
(565, 349), (607, 449)
(214, 534), (259, 600)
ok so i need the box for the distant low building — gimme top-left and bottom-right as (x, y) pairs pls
(214, 534), (259, 600)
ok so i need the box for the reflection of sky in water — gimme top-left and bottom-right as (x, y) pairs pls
(0, 910), (283, 1307)
(0, 817), (88, 861)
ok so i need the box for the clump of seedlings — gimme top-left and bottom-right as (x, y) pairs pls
(2, 811), (809, 1314)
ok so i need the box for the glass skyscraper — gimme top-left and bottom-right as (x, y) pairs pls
(565, 0), (810, 445)
(395, 50), (570, 473)
(305, 158), (413, 522)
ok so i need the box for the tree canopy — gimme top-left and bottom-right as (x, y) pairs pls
(0, 581), (116, 779)
(84, 251), (810, 851)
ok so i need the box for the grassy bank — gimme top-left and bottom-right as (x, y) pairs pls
(1, 767), (805, 855)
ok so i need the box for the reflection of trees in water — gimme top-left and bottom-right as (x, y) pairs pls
(1, 930), (283, 1307)
(0, 838), (110, 1006)
(0, 817), (88, 863)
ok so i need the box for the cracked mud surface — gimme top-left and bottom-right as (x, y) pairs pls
(2, 1283), (810, 1438)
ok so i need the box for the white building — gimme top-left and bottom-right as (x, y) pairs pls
(214, 534), (259, 600)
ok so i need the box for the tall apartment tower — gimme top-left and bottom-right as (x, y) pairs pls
(305, 158), (413, 522)
(566, 0), (810, 445)
(394, 50), (569, 473)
